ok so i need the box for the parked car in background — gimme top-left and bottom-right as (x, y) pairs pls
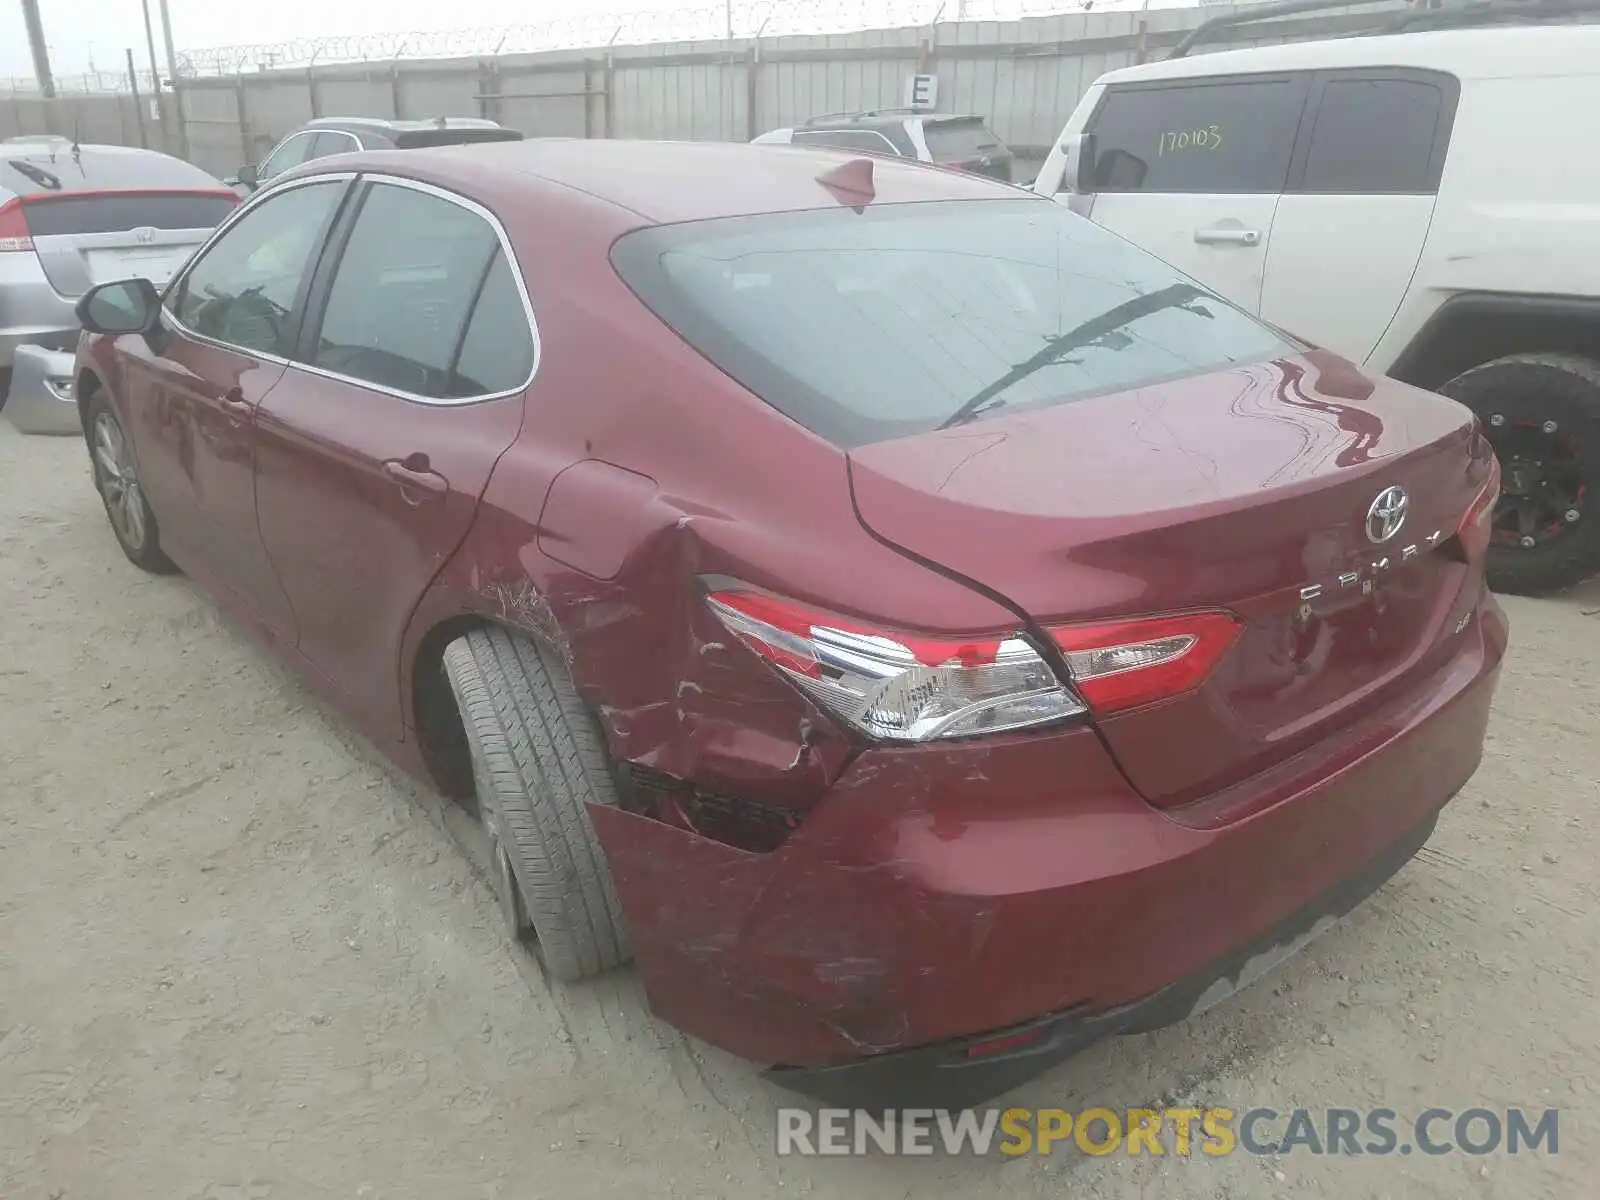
(0, 136), (237, 434)
(753, 109), (1015, 181)
(1034, 5), (1600, 596)
(71, 138), (1504, 1107)
(229, 116), (523, 195)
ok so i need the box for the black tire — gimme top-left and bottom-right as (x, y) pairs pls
(1440, 352), (1600, 596)
(84, 391), (177, 575)
(442, 626), (630, 982)
(0, 367), (12, 414)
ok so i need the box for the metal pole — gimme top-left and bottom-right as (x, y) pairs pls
(20, 0), (55, 98)
(140, 0), (166, 151)
(127, 47), (149, 147)
(156, 0), (189, 160)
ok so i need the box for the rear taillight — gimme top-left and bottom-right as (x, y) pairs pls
(705, 590), (1085, 741)
(705, 590), (1244, 740)
(0, 199), (33, 252)
(1049, 611), (1241, 715)
(1458, 456), (1501, 560)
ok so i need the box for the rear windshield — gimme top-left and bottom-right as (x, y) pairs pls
(2, 148), (225, 196)
(611, 198), (1292, 448)
(392, 128), (524, 149)
(23, 193), (238, 237)
(922, 118), (1008, 162)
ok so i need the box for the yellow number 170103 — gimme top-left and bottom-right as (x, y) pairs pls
(1157, 125), (1223, 155)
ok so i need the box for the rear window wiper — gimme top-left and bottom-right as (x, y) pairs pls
(936, 283), (1213, 430)
(7, 159), (61, 191)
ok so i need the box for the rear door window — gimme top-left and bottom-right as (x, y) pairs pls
(1086, 77), (1309, 193)
(1298, 75), (1452, 194)
(792, 129), (900, 155)
(308, 131), (363, 160)
(307, 181), (531, 400)
(259, 131), (317, 180)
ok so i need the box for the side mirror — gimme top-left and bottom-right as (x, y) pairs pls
(1057, 132), (1097, 194)
(76, 277), (162, 337)
(235, 163), (259, 190)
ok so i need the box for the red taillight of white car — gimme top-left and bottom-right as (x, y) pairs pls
(0, 199), (34, 252)
(706, 590), (1241, 741)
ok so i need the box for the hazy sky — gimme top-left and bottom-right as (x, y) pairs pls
(0, 1), (670, 77)
(0, 0), (1171, 80)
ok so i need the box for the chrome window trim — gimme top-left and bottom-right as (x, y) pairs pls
(259, 129), (318, 179)
(317, 129), (364, 156)
(281, 172), (541, 409)
(161, 171), (541, 408)
(160, 172), (356, 366)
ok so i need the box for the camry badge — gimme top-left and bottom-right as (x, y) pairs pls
(1365, 486), (1409, 544)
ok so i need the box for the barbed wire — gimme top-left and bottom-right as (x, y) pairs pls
(1, 67), (163, 96)
(2, 0), (1255, 92)
(172, 0), (1176, 77)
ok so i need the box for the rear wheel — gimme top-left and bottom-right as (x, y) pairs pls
(1440, 352), (1600, 596)
(85, 392), (176, 574)
(442, 626), (631, 982)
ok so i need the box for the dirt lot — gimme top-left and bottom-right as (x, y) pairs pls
(1, 418), (1597, 1199)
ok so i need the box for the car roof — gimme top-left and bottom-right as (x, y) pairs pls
(294, 138), (1015, 226)
(799, 111), (987, 131)
(0, 142), (224, 199)
(307, 116), (506, 134)
(1096, 24), (1600, 86)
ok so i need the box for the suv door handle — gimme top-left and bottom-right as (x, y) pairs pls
(1194, 226), (1262, 247)
(382, 456), (448, 505)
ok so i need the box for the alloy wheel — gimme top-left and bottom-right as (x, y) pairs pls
(93, 412), (147, 551)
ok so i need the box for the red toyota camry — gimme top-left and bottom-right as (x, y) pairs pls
(72, 140), (1506, 1108)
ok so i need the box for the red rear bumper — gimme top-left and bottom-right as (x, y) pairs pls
(588, 592), (1506, 1093)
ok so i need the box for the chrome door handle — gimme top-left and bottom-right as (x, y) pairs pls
(1194, 226), (1261, 247)
(218, 387), (252, 422)
(382, 457), (448, 505)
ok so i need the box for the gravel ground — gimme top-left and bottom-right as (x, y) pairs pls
(2, 418), (1597, 1199)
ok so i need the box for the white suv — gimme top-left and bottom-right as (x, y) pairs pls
(1033, 15), (1600, 595)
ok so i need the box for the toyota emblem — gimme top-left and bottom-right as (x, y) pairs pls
(1365, 486), (1409, 544)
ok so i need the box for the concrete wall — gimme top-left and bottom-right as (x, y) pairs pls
(1, 2), (1419, 179)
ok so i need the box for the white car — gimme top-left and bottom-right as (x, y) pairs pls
(1033, 8), (1600, 595)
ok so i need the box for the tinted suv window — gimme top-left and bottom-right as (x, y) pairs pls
(1087, 79), (1305, 193)
(922, 117), (1004, 161)
(792, 129), (899, 155)
(172, 180), (343, 356)
(259, 131), (317, 180)
(311, 182), (516, 399)
(308, 130), (363, 160)
(1301, 78), (1445, 194)
(612, 199), (1289, 449)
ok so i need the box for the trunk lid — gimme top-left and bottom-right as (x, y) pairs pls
(24, 192), (236, 297)
(847, 351), (1490, 805)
